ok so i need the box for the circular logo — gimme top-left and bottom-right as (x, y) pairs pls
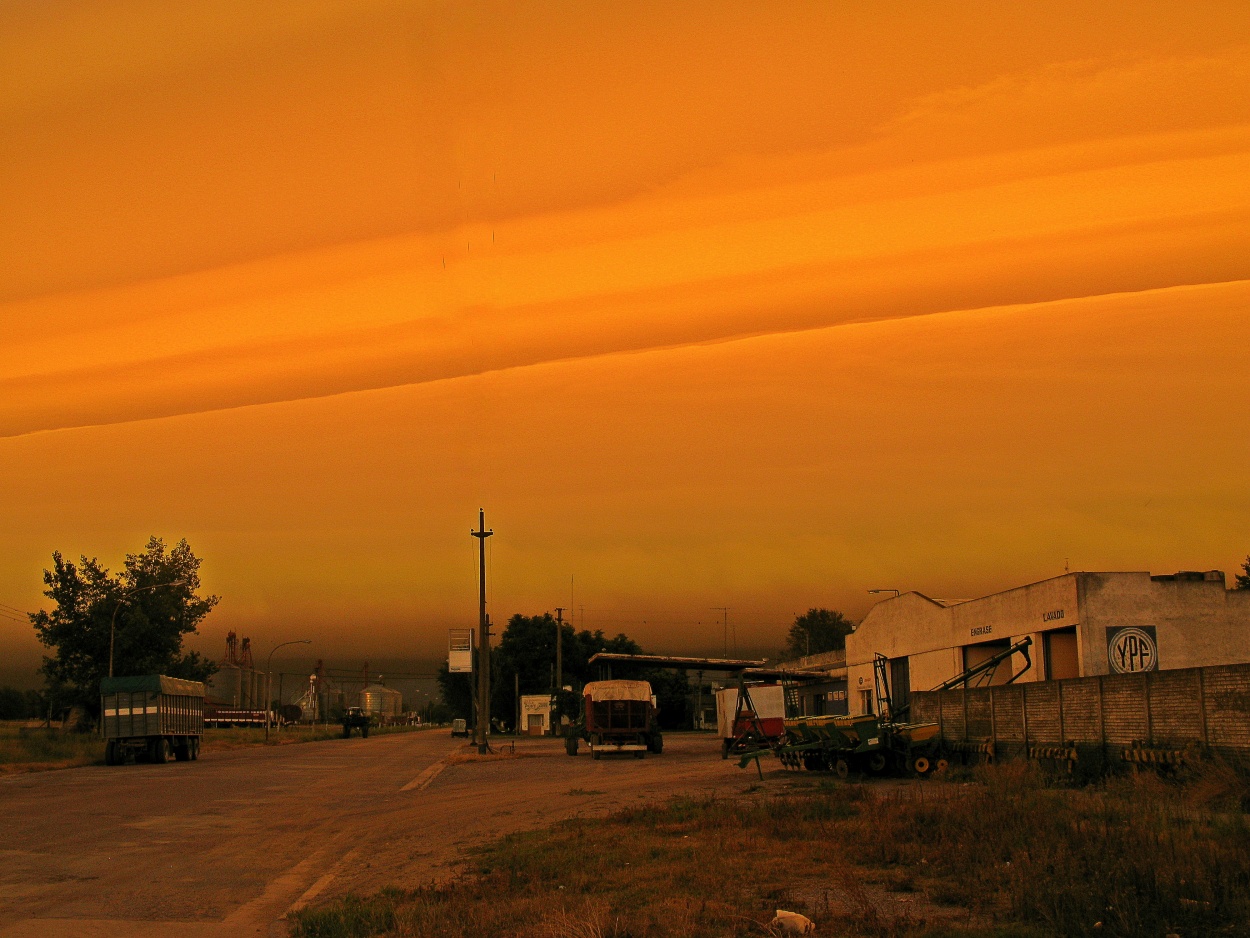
(1108, 628), (1157, 674)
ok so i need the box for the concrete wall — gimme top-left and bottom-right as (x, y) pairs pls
(1078, 571), (1250, 675)
(845, 571), (1250, 715)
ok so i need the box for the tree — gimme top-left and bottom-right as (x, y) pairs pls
(1236, 555), (1250, 590)
(30, 537), (219, 713)
(783, 607), (854, 660)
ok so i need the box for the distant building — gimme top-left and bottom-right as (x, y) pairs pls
(519, 694), (554, 735)
(846, 570), (1250, 716)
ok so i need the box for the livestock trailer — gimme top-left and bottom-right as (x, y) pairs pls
(100, 674), (205, 765)
(566, 680), (661, 759)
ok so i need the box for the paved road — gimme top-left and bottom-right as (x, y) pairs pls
(0, 731), (747, 937)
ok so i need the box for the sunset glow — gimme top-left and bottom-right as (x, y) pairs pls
(2, 3), (1247, 676)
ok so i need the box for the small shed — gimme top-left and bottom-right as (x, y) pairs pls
(519, 694), (554, 736)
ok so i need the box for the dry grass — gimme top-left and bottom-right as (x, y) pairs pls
(0, 720), (434, 772)
(289, 762), (1250, 938)
(0, 724), (102, 774)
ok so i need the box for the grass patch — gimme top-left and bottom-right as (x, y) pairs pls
(0, 720), (435, 772)
(0, 724), (102, 773)
(290, 762), (1250, 938)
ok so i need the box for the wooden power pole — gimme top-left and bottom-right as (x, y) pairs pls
(554, 607), (565, 694)
(472, 508), (493, 753)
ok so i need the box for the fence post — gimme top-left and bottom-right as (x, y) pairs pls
(1197, 667), (1209, 745)
(1021, 683), (1029, 750)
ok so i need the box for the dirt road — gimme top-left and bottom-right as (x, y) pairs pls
(0, 731), (749, 937)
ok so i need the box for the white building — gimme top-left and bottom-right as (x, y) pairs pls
(846, 570), (1250, 716)
(519, 694), (554, 735)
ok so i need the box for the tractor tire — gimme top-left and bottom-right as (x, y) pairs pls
(802, 751), (823, 772)
(834, 758), (850, 779)
(867, 752), (888, 774)
(565, 736), (579, 756)
(934, 757), (949, 774)
(911, 756), (931, 776)
(650, 734), (663, 754)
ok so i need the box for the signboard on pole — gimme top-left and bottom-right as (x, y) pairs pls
(448, 628), (474, 673)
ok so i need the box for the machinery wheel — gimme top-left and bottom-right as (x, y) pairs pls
(867, 752), (888, 774)
(802, 752), (823, 772)
(190, 738), (199, 761)
(174, 740), (191, 762)
(912, 756), (931, 775)
(592, 749), (601, 761)
(650, 734), (663, 755)
(149, 738), (169, 764)
(104, 740), (118, 766)
(934, 758), (949, 774)
(565, 736), (579, 756)
(834, 758), (850, 779)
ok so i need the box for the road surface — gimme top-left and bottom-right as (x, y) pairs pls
(0, 731), (748, 937)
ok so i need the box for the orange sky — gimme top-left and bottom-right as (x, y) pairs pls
(1, 3), (1248, 677)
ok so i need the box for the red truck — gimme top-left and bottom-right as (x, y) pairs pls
(565, 680), (662, 759)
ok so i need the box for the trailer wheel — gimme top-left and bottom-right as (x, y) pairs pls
(190, 738), (200, 761)
(149, 738), (170, 764)
(104, 740), (119, 766)
(934, 758), (949, 774)
(867, 752), (887, 774)
(834, 758), (850, 779)
(911, 756), (931, 775)
(174, 740), (191, 762)
(565, 736), (579, 756)
(650, 734), (663, 754)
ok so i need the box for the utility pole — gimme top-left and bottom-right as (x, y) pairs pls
(554, 607), (564, 693)
(711, 607), (730, 655)
(471, 508), (493, 753)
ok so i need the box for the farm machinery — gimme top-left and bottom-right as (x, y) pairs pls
(743, 637), (1034, 778)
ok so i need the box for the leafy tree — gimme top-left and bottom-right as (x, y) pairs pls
(783, 607), (854, 660)
(30, 537), (219, 712)
(1236, 556), (1250, 590)
(0, 686), (27, 719)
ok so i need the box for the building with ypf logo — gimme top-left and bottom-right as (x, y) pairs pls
(844, 570), (1250, 717)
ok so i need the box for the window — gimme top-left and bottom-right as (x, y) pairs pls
(859, 689), (874, 715)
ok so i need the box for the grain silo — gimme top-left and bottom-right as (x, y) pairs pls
(360, 683), (403, 721)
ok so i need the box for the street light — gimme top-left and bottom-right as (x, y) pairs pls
(108, 580), (189, 678)
(265, 640), (312, 742)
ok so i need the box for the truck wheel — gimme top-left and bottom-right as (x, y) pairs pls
(565, 736), (579, 756)
(634, 750), (645, 759)
(104, 740), (118, 766)
(650, 734), (663, 755)
(174, 740), (191, 762)
(190, 738), (199, 761)
(149, 738), (169, 764)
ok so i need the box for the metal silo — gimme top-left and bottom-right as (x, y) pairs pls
(360, 684), (403, 721)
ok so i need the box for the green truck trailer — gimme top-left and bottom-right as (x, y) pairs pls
(100, 675), (206, 765)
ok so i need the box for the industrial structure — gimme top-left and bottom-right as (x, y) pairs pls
(845, 570), (1250, 715)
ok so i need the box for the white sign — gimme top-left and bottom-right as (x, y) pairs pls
(448, 628), (474, 673)
(1107, 626), (1158, 674)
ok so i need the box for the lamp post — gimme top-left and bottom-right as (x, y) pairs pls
(265, 640), (311, 742)
(108, 580), (188, 678)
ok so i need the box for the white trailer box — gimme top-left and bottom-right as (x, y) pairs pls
(715, 683), (786, 739)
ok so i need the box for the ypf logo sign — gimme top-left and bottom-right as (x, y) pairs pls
(1107, 626), (1158, 674)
